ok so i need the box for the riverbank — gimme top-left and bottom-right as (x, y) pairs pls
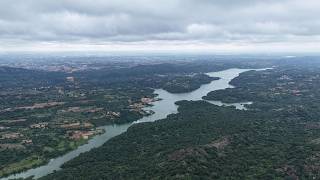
(44, 65), (320, 179)
(2, 68), (259, 180)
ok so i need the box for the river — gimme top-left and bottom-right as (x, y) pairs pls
(3, 68), (264, 180)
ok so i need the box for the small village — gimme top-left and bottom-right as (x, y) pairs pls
(0, 95), (158, 153)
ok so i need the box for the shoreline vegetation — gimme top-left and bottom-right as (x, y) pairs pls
(42, 61), (320, 179)
(3, 56), (318, 179)
(1, 59), (243, 178)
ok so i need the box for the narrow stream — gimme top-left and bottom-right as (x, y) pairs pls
(3, 68), (265, 180)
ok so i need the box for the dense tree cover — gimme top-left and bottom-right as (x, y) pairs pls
(204, 63), (320, 118)
(41, 62), (320, 180)
(1, 59), (256, 177)
(41, 100), (320, 179)
(3, 56), (318, 178)
(0, 67), (66, 90)
(72, 59), (272, 89)
(162, 74), (219, 93)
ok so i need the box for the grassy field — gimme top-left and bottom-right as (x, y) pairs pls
(0, 156), (45, 177)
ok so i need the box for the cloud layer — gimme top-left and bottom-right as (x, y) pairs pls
(0, 0), (320, 52)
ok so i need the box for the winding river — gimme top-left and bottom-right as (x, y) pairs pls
(3, 68), (264, 180)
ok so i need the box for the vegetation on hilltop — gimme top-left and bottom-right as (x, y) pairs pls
(42, 62), (320, 179)
(0, 60), (238, 177)
(2, 57), (318, 178)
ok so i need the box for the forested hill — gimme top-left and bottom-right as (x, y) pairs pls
(41, 64), (320, 180)
(0, 67), (66, 89)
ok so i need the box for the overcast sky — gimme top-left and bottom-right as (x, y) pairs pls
(0, 0), (320, 53)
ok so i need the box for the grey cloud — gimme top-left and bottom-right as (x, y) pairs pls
(0, 0), (320, 48)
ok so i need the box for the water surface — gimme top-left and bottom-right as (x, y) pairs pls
(3, 68), (262, 180)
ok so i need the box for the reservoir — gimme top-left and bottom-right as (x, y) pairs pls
(3, 68), (264, 180)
